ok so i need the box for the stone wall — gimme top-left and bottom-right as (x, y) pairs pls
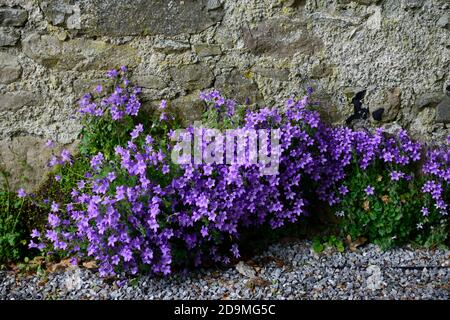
(0, 0), (449, 190)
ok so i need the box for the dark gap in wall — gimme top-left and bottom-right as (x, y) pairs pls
(372, 108), (384, 121)
(345, 89), (368, 125)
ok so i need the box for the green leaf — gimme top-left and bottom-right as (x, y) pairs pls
(312, 240), (324, 253)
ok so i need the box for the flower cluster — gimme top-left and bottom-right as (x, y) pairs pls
(422, 138), (450, 214)
(78, 66), (142, 120)
(28, 69), (449, 276)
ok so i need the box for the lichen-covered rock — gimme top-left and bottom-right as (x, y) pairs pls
(153, 39), (191, 54)
(215, 69), (263, 104)
(0, 28), (19, 46)
(415, 93), (445, 110)
(0, 7), (28, 27)
(0, 52), (22, 84)
(0, 92), (40, 112)
(170, 64), (214, 91)
(0, 136), (77, 192)
(309, 63), (334, 80)
(385, 87), (402, 122)
(338, 0), (381, 4)
(83, 0), (225, 36)
(435, 96), (450, 124)
(22, 34), (139, 70)
(402, 0), (424, 10)
(40, 0), (75, 26)
(193, 44), (222, 57)
(72, 78), (113, 96)
(253, 67), (290, 81)
(171, 91), (207, 126)
(242, 17), (323, 57)
(436, 13), (449, 29)
(132, 73), (168, 91)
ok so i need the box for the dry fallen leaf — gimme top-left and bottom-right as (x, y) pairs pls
(345, 235), (367, 252)
(47, 258), (73, 273)
(82, 260), (98, 269)
(363, 200), (370, 211)
(37, 278), (49, 286)
(245, 277), (271, 290)
(235, 261), (257, 278)
(381, 195), (390, 204)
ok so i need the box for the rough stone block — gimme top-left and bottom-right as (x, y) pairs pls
(215, 70), (263, 104)
(435, 96), (450, 123)
(0, 92), (41, 112)
(193, 44), (222, 57)
(83, 0), (224, 36)
(170, 64), (214, 91)
(0, 52), (22, 84)
(0, 7), (28, 27)
(22, 34), (140, 70)
(242, 17), (323, 58)
(0, 28), (19, 46)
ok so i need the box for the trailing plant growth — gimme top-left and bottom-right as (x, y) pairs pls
(4, 67), (447, 274)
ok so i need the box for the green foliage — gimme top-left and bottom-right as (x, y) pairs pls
(312, 235), (345, 253)
(0, 169), (27, 263)
(335, 163), (447, 250)
(312, 238), (324, 253)
(201, 102), (249, 131)
(16, 256), (46, 277)
(79, 115), (134, 159)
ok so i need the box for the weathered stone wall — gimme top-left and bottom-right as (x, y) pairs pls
(0, 0), (449, 190)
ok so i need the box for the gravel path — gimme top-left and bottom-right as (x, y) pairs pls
(1, 240), (448, 300)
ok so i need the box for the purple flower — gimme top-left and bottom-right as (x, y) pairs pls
(45, 230), (58, 242)
(48, 213), (60, 227)
(390, 170), (404, 181)
(160, 112), (168, 121)
(38, 82), (449, 278)
(17, 188), (26, 198)
(145, 135), (154, 145)
(48, 156), (60, 167)
(45, 139), (55, 148)
(159, 100), (167, 110)
(120, 247), (133, 262)
(108, 235), (118, 247)
(31, 229), (40, 238)
(51, 202), (60, 213)
(90, 152), (104, 171)
(364, 185), (375, 196)
(200, 226), (208, 237)
(421, 207), (429, 216)
(231, 244), (240, 258)
(130, 124), (144, 140)
(338, 185), (349, 195)
(107, 69), (118, 78)
(77, 180), (86, 189)
(60, 149), (72, 163)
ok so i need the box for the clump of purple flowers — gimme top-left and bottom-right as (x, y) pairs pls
(79, 66), (141, 120)
(422, 139), (449, 215)
(29, 69), (449, 276)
